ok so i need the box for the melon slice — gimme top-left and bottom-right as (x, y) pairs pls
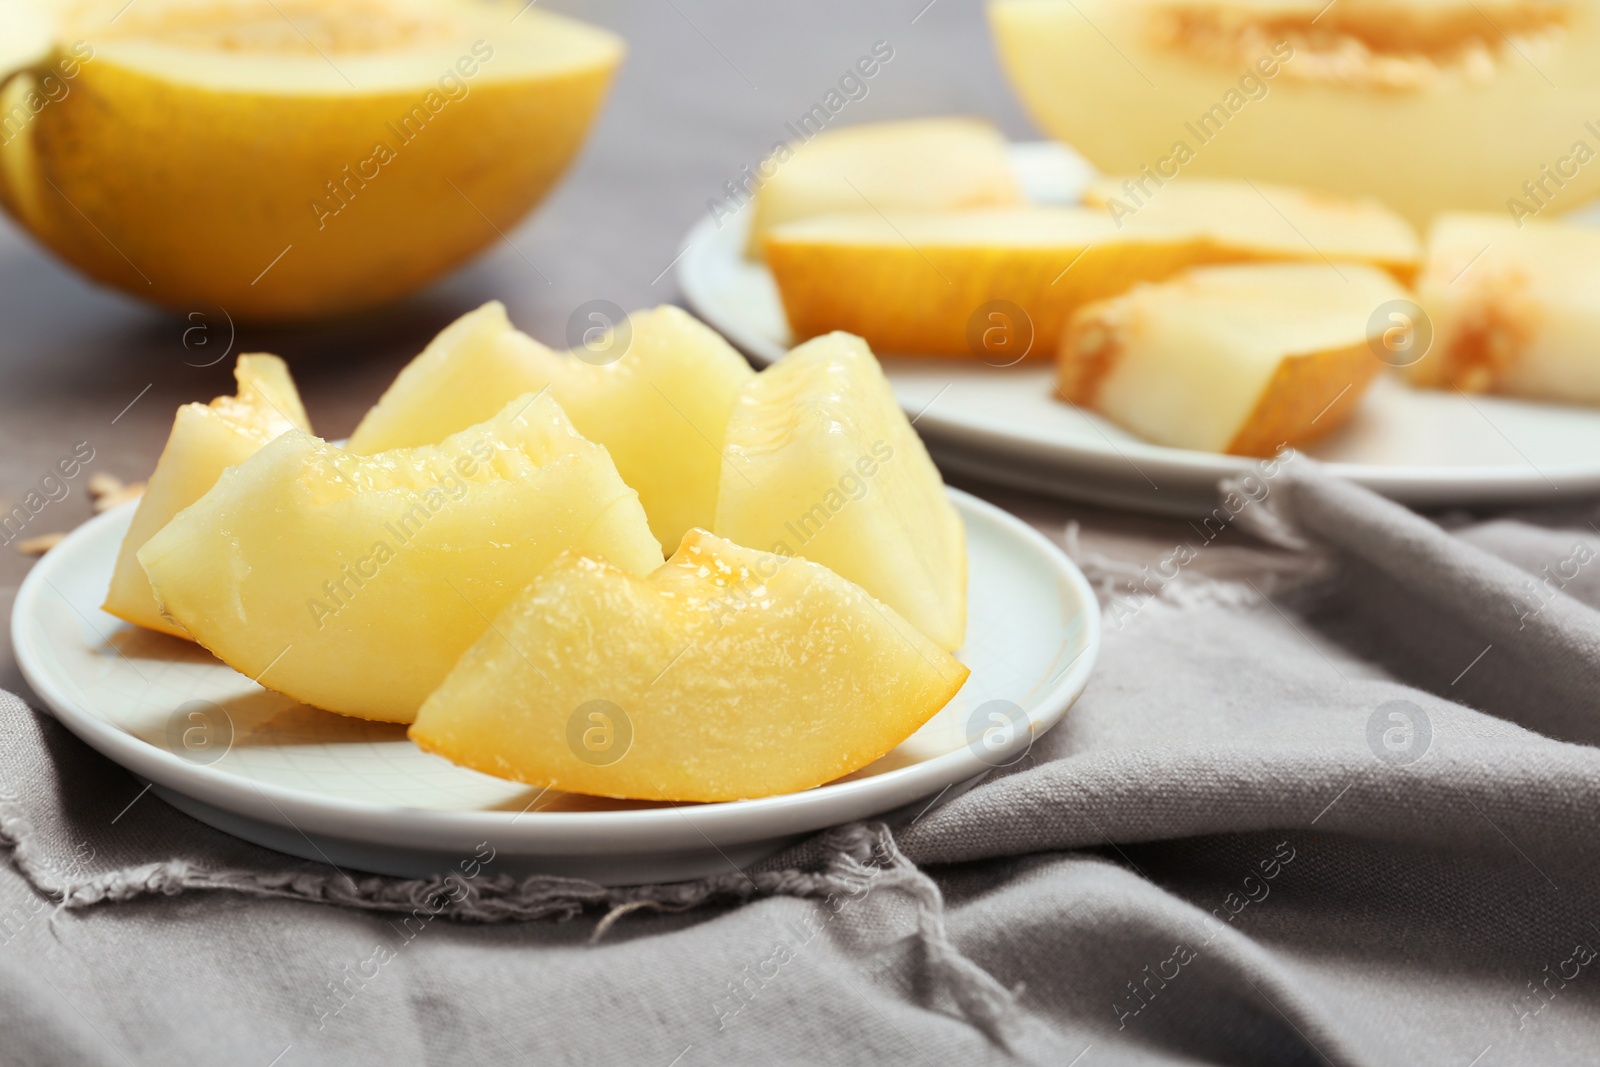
(103, 354), (309, 637)
(410, 530), (970, 802)
(765, 200), (1417, 359)
(347, 301), (753, 548)
(715, 332), (967, 650)
(766, 207), (1207, 360)
(346, 302), (542, 456)
(1058, 262), (1407, 455)
(1408, 212), (1600, 404)
(1082, 177), (1420, 280)
(746, 116), (1024, 258)
(138, 393), (662, 723)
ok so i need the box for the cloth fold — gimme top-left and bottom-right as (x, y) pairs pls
(7, 464), (1600, 1065)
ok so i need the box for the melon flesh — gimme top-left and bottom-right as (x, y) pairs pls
(409, 530), (970, 802)
(103, 354), (309, 637)
(989, 0), (1600, 226)
(765, 202), (1412, 359)
(1409, 212), (1600, 404)
(139, 393), (662, 722)
(347, 301), (753, 548)
(747, 116), (1024, 258)
(1082, 177), (1420, 280)
(715, 332), (966, 650)
(1059, 262), (1407, 454)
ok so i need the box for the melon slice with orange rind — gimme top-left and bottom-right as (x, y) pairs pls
(1058, 262), (1407, 456)
(410, 530), (969, 802)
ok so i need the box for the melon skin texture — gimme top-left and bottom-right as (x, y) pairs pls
(103, 353), (309, 637)
(348, 301), (754, 549)
(0, 0), (622, 319)
(139, 393), (663, 723)
(989, 0), (1600, 226)
(410, 531), (970, 802)
(715, 332), (967, 651)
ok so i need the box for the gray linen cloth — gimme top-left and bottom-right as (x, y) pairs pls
(5, 462), (1600, 1066)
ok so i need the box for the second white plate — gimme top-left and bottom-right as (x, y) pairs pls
(678, 142), (1600, 515)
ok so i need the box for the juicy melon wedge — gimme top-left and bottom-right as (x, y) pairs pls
(345, 301), (529, 454)
(139, 393), (662, 723)
(745, 116), (1024, 259)
(715, 332), (967, 650)
(1059, 262), (1407, 455)
(409, 531), (970, 802)
(347, 301), (753, 548)
(103, 354), (309, 637)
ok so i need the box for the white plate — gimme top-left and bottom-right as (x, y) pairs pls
(12, 489), (1098, 885)
(678, 142), (1600, 515)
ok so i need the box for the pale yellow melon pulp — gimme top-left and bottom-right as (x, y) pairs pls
(1410, 212), (1600, 404)
(410, 530), (970, 802)
(989, 0), (1600, 225)
(0, 0), (623, 318)
(1060, 262), (1407, 454)
(138, 393), (663, 723)
(1082, 177), (1420, 280)
(715, 332), (967, 651)
(347, 301), (754, 548)
(103, 353), (309, 637)
(746, 116), (1024, 259)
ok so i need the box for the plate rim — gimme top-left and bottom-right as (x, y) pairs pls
(12, 487), (1100, 855)
(676, 143), (1600, 504)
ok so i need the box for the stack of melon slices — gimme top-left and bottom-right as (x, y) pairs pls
(102, 309), (970, 803)
(756, 117), (1600, 457)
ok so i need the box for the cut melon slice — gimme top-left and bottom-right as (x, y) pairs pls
(1059, 262), (1406, 455)
(346, 302), (542, 456)
(347, 301), (753, 548)
(767, 207), (1206, 359)
(746, 116), (1024, 258)
(103, 354), (309, 637)
(766, 200), (1417, 359)
(715, 333), (966, 650)
(1409, 212), (1600, 404)
(1081, 177), (1420, 280)
(139, 393), (662, 723)
(410, 530), (970, 802)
